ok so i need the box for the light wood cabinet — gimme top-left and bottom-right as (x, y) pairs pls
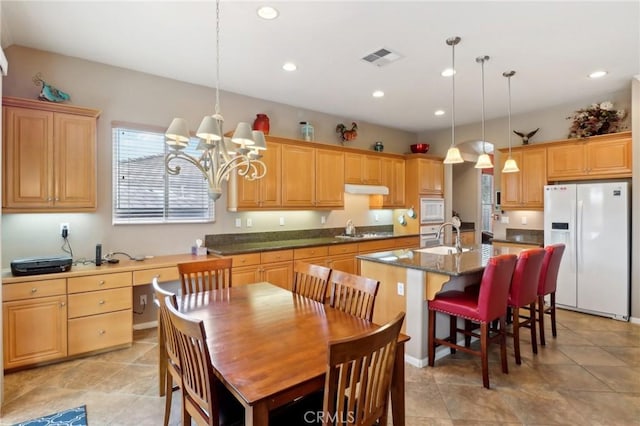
(546, 132), (632, 181)
(68, 310), (132, 356)
(372, 157), (405, 208)
(235, 141), (282, 208)
(499, 147), (547, 210)
(405, 157), (444, 196)
(232, 250), (294, 290)
(2, 97), (100, 213)
(282, 145), (316, 207)
(460, 231), (475, 246)
(345, 153), (382, 185)
(315, 148), (345, 208)
(3, 278), (68, 369)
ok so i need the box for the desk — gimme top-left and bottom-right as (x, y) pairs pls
(177, 282), (408, 426)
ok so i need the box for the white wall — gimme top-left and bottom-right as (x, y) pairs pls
(631, 76), (639, 322)
(0, 46), (414, 267)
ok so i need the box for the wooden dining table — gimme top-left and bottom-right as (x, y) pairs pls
(176, 282), (409, 426)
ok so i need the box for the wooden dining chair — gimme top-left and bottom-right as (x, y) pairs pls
(152, 278), (181, 426)
(270, 312), (406, 425)
(177, 257), (233, 295)
(428, 254), (517, 389)
(292, 261), (332, 302)
(165, 299), (244, 426)
(328, 270), (380, 321)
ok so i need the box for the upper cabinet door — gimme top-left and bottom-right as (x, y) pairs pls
(234, 141), (282, 209)
(315, 148), (344, 208)
(3, 106), (54, 208)
(281, 144), (315, 207)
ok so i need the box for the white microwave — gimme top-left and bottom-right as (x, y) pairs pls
(420, 198), (445, 224)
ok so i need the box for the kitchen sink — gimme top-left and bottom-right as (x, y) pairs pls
(334, 232), (392, 240)
(415, 246), (471, 255)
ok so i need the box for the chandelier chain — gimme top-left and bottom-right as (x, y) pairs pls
(215, 0), (221, 115)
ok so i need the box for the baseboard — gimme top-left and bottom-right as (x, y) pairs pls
(133, 320), (158, 330)
(630, 316), (640, 325)
(405, 337), (475, 368)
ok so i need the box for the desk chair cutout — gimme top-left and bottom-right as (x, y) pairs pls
(178, 257), (233, 295)
(152, 277), (180, 426)
(292, 261), (332, 302)
(428, 254), (517, 389)
(328, 270), (380, 321)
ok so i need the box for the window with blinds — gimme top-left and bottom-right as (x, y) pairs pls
(112, 127), (214, 224)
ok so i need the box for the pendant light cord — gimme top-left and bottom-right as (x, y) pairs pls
(451, 41), (456, 148)
(480, 58), (486, 154)
(214, 0), (221, 116)
(503, 70), (516, 157)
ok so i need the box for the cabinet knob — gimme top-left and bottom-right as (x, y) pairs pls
(31, 288), (38, 293)
(98, 300), (105, 305)
(98, 280), (105, 285)
(47, 197), (53, 202)
(60, 302), (66, 307)
(98, 329), (106, 335)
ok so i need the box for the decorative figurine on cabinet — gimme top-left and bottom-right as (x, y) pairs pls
(336, 122), (358, 144)
(32, 72), (71, 103)
(513, 128), (539, 145)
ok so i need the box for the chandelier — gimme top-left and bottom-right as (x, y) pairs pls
(164, 0), (267, 200)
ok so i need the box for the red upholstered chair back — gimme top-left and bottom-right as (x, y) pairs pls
(538, 244), (566, 296)
(509, 248), (546, 307)
(477, 254), (517, 322)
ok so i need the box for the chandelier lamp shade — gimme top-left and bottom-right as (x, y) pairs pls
(443, 36), (464, 165)
(474, 55), (493, 169)
(502, 70), (520, 173)
(164, 0), (266, 201)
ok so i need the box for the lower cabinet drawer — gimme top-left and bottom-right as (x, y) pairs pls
(68, 310), (132, 355)
(67, 287), (132, 319)
(3, 278), (67, 302)
(133, 266), (179, 286)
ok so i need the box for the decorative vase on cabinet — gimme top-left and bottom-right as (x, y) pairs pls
(253, 113), (270, 135)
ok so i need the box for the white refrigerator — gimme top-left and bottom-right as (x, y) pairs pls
(544, 182), (630, 321)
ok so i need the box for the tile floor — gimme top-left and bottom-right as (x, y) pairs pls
(1, 309), (639, 425)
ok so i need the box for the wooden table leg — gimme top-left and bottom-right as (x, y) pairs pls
(245, 401), (269, 426)
(390, 342), (406, 426)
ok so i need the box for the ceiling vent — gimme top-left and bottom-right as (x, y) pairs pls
(361, 48), (402, 67)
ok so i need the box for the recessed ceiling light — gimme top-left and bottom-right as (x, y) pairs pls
(372, 90), (385, 98)
(282, 62), (297, 72)
(257, 6), (279, 20)
(441, 68), (456, 77)
(588, 70), (607, 79)
(434, 110), (445, 116)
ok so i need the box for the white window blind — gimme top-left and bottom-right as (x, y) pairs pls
(112, 127), (214, 224)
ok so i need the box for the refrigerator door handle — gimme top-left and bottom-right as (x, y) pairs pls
(577, 200), (583, 272)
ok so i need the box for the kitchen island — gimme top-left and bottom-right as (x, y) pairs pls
(358, 244), (523, 367)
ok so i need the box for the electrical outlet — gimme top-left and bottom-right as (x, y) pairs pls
(235, 218), (242, 228)
(521, 216), (527, 225)
(60, 223), (70, 236)
(397, 282), (405, 296)
(501, 216), (509, 224)
(246, 218), (253, 227)
(321, 216), (326, 224)
(375, 214), (379, 222)
(140, 294), (147, 306)
(279, 217), (285, 226)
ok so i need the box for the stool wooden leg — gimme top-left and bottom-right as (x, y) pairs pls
(538, 295), (546, 346)
(449, 315), (457, 354)
(529, 301), (538, 355)
(428, 309), (436, 366)
(499, 316), (509, 376)
(550, 292), (557, 337)
(480, 322), (490, 389)
(513, 307), (521, 365)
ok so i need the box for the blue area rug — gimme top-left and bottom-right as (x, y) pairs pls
(13, 405), (87, 426)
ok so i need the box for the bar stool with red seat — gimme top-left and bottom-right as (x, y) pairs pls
(428, 254), (517, 389)
(537, 243), (566, 345)
(507, 248), (545, 365)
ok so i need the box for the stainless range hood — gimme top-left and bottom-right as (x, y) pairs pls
(344, 184), (389, 195)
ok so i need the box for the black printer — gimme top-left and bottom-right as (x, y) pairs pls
(10, 256), (73, 276)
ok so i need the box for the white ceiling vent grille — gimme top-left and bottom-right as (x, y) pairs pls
(361, 48), (402, 67)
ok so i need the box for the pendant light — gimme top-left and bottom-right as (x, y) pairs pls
(474, 55), (493, 169)
(443, 36), (464, 164)
(502, 70), (520, 173)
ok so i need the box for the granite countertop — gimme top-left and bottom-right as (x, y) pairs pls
(207, 231), (419, 256)
(490, 228), (544, 247)
(357, 243), (526, 277)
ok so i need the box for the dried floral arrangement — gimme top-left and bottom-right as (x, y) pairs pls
(567, 101), (626, 138)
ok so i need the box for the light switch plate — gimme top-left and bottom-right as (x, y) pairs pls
(235, 218), (242, 228)
(246, 218), (253, 227)
(521, 216), (527, 225)
(501, 216), (509, 224)
(279, 217), (285, 226)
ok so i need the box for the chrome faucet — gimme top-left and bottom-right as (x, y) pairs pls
(345, 219), (356, 236)
(436, 216), (462, 253)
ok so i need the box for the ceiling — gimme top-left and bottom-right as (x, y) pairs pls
(2, 1), (639, 134)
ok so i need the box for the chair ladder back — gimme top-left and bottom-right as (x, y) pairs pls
(166, 302), (220, 425)
(329, 270), (379, 322)
(324, 312), (405, 426)
(178, 257), (233, 295)
(293, 261), (331, 303)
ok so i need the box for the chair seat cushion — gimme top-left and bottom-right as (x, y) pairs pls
(429, 290), (481, 322)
